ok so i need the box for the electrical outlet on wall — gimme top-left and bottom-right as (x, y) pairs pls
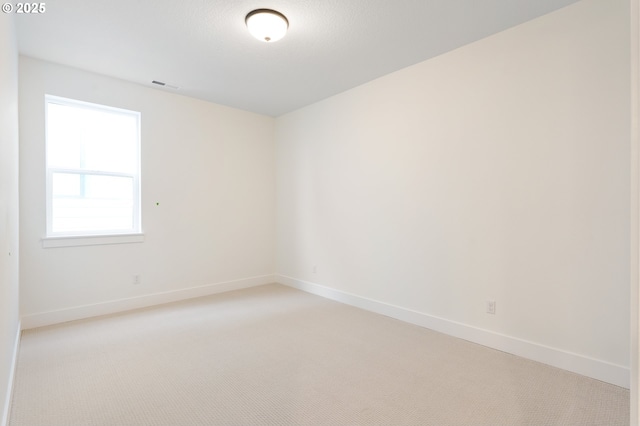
(133, 275), (141, 285)
(312, 265), (317, 274)
(486, 300), (496, 315)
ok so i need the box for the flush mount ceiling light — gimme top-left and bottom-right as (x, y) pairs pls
(245, 9), (288, 42)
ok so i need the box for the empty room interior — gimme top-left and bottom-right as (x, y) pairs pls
(2, 0), (640, 424)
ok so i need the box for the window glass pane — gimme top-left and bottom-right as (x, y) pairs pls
(82, 111), (138, 173)
(52, 173), (81, 198)
(46, 102), (138, 173)
(84, 174), (133, 199)
(51, 174), (134, 233)
(47, 103), (83, 169)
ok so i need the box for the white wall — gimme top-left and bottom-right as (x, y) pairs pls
(0, 12), (20, 426)
(19, 57), (275, 323)
(276, 0), (630, 385)
(631, 0), (640, 419)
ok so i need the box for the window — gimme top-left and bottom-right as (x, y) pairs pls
(45, 95), (141, 241)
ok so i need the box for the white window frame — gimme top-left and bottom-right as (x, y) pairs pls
(43, 95), (143, 247)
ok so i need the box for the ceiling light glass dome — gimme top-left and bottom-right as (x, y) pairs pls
(245, 9), (288, 42)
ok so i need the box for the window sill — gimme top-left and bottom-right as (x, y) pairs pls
(42, 233), (145, 248)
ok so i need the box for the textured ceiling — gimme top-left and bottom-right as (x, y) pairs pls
(16, 0), (580, 116)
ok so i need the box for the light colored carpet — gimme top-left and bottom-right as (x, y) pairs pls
(8, 284), (629, 425)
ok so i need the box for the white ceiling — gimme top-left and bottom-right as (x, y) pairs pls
(16, 0), (580, 117)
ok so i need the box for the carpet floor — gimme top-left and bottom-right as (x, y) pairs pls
(8, 284), (629, 425)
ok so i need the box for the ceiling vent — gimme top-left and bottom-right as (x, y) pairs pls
(151, 80), (180, 90)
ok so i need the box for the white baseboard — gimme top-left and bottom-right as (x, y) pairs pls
(277, 275), (630, 389)
(21, 275), (276, 330)
(2, 321), (21, 426)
